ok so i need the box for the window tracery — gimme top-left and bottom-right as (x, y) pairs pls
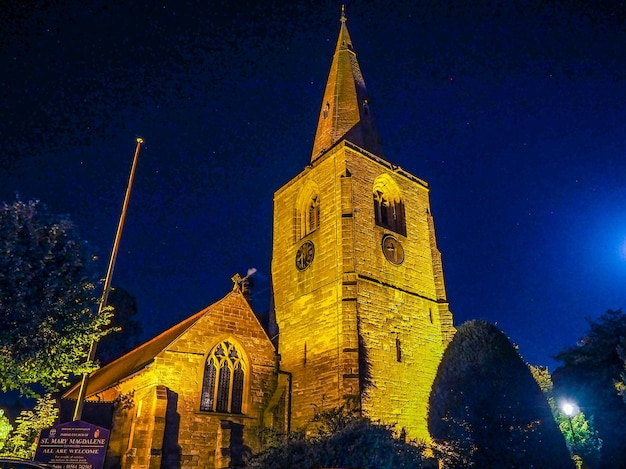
(373, 175), (406, 236)
(200, 340), (245, 414)
(307, 196), (320, 233)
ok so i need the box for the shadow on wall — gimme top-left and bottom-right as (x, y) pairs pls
(60, 399), (115, 429)
(358, 319), (374, 398)
(162, 389), (181, 469)
(217, 420), (252, 469)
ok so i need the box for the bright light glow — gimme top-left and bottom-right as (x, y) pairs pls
(561, 401), (576, 416)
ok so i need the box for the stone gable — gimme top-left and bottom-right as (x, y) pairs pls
(91, 290), (278, 469)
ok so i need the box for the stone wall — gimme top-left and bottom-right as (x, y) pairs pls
(272, 141), (453, 438)
(102, 291), (277, 469)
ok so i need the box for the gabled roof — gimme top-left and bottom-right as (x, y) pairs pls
(64, 290), (259, 400)
(310, 8), (383, 162)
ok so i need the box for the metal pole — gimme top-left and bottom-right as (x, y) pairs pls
(72, 137), (144, 421)
(568, 415), (577, 447)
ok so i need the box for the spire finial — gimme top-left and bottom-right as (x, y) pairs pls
(310, 6), (384, 160)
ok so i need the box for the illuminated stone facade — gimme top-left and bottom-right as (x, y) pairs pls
(65, 11), (454, 468)
(271, 11), (454, 443)
(67, 290), (277, 469)
(272, 140), (454, 441)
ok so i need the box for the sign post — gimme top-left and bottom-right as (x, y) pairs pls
(35, 421), (110, 469)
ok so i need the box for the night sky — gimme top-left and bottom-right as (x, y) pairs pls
(2, 1), (625, 371)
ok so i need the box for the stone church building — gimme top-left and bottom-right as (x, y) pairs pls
(65, 10), (455, 469)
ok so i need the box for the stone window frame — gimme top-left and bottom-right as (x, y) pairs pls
(373, 174), (406, 237)
(200, 339), (248, 414)
(295, 182), (321, 241)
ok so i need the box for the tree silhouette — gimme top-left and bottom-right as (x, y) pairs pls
(95, 286), (142, 364)
(429, 320), (573, 468)
(554, 309), (626, 468)
(530, 365), (601, 468)
(0, 199), (113, 395)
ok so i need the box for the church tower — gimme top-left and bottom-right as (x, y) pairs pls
(271, 10), (455, 441)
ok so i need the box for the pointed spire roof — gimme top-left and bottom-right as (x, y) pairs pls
(311, 8), (383, 161)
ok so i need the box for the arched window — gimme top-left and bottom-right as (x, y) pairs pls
(307, 196), (320, 233)
(373, 175), (406, 236)
(295, 183), (320, 240)
(200, 340), (245, 414)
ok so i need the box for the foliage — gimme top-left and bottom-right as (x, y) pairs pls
(96, 287), (142, 364)
(617, 336), (626, 402)
(428, 320), (573, 469)
(553, 309), (626, 468)
(246, 404), (433, 469)
(0, 199), (114, 396)
(0, 409), (11, 452)
(530, 365), (602, 468)
(529, 363), (553, 393)
(558, 412), (602, 467)
(0, 394), (57, 459)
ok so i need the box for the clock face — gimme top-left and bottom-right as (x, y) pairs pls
(382, 235), (404, 265)
(295, 240), (315, 271)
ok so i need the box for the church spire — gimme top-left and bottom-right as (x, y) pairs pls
(310, 8), (383, 161)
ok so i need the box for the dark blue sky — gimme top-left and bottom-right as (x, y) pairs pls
(1, 0), (625, 370)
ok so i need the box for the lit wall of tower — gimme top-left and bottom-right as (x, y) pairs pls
(272, 141), (454, 441)
(271, 10), (454, 442)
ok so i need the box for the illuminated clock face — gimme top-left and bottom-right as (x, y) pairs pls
(382, 234), (404, 265)
(295, 240), (315, 271)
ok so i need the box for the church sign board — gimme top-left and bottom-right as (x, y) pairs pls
(35, 421), (109, 469)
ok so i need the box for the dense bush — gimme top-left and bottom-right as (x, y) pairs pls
(246, 405), (434, 469)
(429, 320), (573, 468)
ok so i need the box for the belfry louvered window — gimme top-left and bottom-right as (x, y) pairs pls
(373, 175), (407, 237)
(200, 341), (245, 414)
(374, 191), (406, 236)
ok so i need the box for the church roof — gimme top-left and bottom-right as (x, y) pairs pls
(310, 8), (383, 162)
(64, 289), (259, 400)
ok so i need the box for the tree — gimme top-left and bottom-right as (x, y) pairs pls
(617, 336), (626, 401)
(96, 286), (142, 364)
(0, 409), (11, 452)
(0, 394), (57, 459)
(0, 199), (113, 395)
(246, 404), (434, 469)
(428, 320), (573, 469)
(530, 365), (602, 468)
(553, 309), (626, 469)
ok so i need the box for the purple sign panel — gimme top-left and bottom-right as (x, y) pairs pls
(35, 420), (110, 469)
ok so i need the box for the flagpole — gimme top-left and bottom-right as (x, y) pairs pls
(72, 137), (144, 421)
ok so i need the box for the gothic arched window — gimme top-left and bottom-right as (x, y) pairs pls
(200, 340), (245, 414)
(295, 183), (321, 240)
(373, 175), (406, 236)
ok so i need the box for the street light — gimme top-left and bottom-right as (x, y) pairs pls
(561, 400), (578, 447)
